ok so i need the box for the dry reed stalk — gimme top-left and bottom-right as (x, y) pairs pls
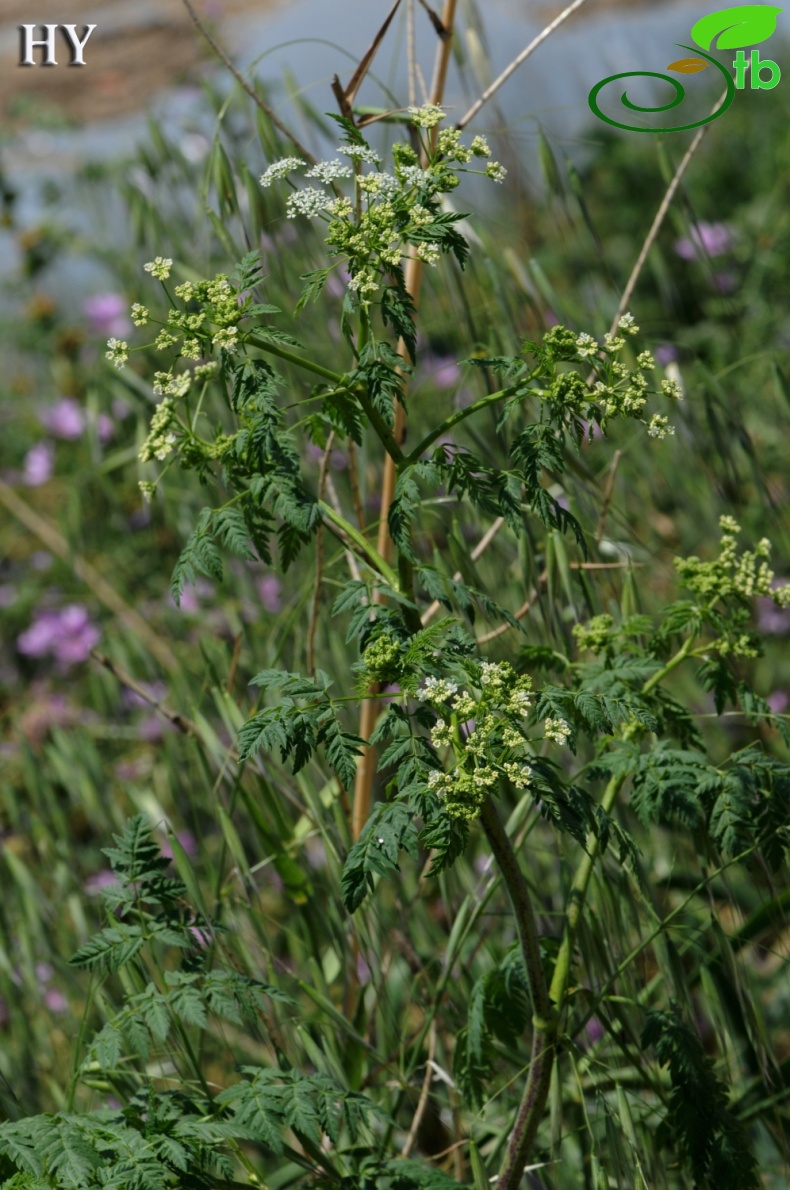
(351, 0), (459, 841)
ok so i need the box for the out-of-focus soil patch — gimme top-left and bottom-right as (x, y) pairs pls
(0, 0), (281, 126)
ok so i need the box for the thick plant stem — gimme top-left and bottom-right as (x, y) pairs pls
(351, 0), (458, 842)
(479, 797), (557, 1188)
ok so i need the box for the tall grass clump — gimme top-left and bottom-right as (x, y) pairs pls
(2, 3), (790, 1188)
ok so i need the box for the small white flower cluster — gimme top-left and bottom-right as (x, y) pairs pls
(286, 186), (333, 220)
(430, 718), (453, 748)
(408, 103), (446, 128)
(503, 761), (533, 790)
(470, 135), (491, 158)
(304, 160), (354, 183)
(397, 164), (434, 190)
(618, 312), (639, 335)
(131, 303), (149, 326)
(437, 128), (472, 164)
(647, 414), (675, 439)
(480, 660), (511, 690)
(410, 204), (434, 227)
(152, 370), (191, 398)
(259, 157), (304, 187)
(661, 377), (683, 400)
(417, 243), (440, 266)
(543, 717), (571, 746)
(144, 256), (173, 281)
(155, 329), (179, 351)
(337, 144), (382, 166)
(417, 676), (459, 703)
(212, 326), (239, 352)
(357, 172), (400, 198)
(575, 332), (599, 359)
(485, 161), (507, 183)
(105, 337), (128, 369)
(139, 397), (178, 463)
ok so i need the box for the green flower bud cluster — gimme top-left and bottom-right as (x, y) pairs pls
(362, 633), (403, 683)
(572, 614), (616, 655)
(418, 660), (570, 820)
(533, 314), (681, 439)
(117, 261), (264, 498)
(257, 105), (505, 306)
(675, 516), (790, 607)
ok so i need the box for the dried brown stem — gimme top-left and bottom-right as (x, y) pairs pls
(457, 0), (589, 130)
(401, 1022), (438, 1158)
(91, 650), (199, 736)
(421, 515), (505, 625)
(180, 0), (317, 163)
(307, 433), (335, 678)
(610, 84), (730, 332)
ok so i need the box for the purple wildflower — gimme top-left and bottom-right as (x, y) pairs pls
(655, 343), (678, 367)
(123, 681), (167, 711)
(83, 293), (132, 338)
(189, 924), (212, 948)
(257, 574), (282, 614)
(757, 584), (790, 635)
(767, 691), (789, 714)
(23, 441), (54, 486)
(585, 1016), (605, 1044)
(44, 988), (68, 1014)
(83, 869), (118, 895)
(421, 353), (461, 390)
(38, 397), (85, 440)
(17, 604), (100, 667)
(160, 829), (197, 859)
(674, 221), (733, 261)
(97, 414), (115, 443)
(713, 271), (737, 294)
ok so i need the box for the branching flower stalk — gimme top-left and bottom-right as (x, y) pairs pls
(95, 100), (790, 1188)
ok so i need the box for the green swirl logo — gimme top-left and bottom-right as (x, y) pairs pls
(588, 4), (783, 133)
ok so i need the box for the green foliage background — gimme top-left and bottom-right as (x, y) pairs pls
(1, 21), (790, 1187)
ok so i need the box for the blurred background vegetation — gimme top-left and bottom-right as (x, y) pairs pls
(1, 1), (790, 1184)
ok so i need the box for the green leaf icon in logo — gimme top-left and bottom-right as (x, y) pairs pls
(690, 4), (783, 51)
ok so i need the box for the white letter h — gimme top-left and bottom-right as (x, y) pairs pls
(19, 24), (59, 67)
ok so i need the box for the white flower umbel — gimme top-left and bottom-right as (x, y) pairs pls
(105, 338), (128, 368)
(144, 256), (173, 281)
(259, 157), (305, 187)
(285, 187), (333, 220)
(544, 717), (571, 746)
(408, 103), (446, 128)
(304, 160), (354, 183)
(337, 144), (382, 166)
(417, 676), (459, 703)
